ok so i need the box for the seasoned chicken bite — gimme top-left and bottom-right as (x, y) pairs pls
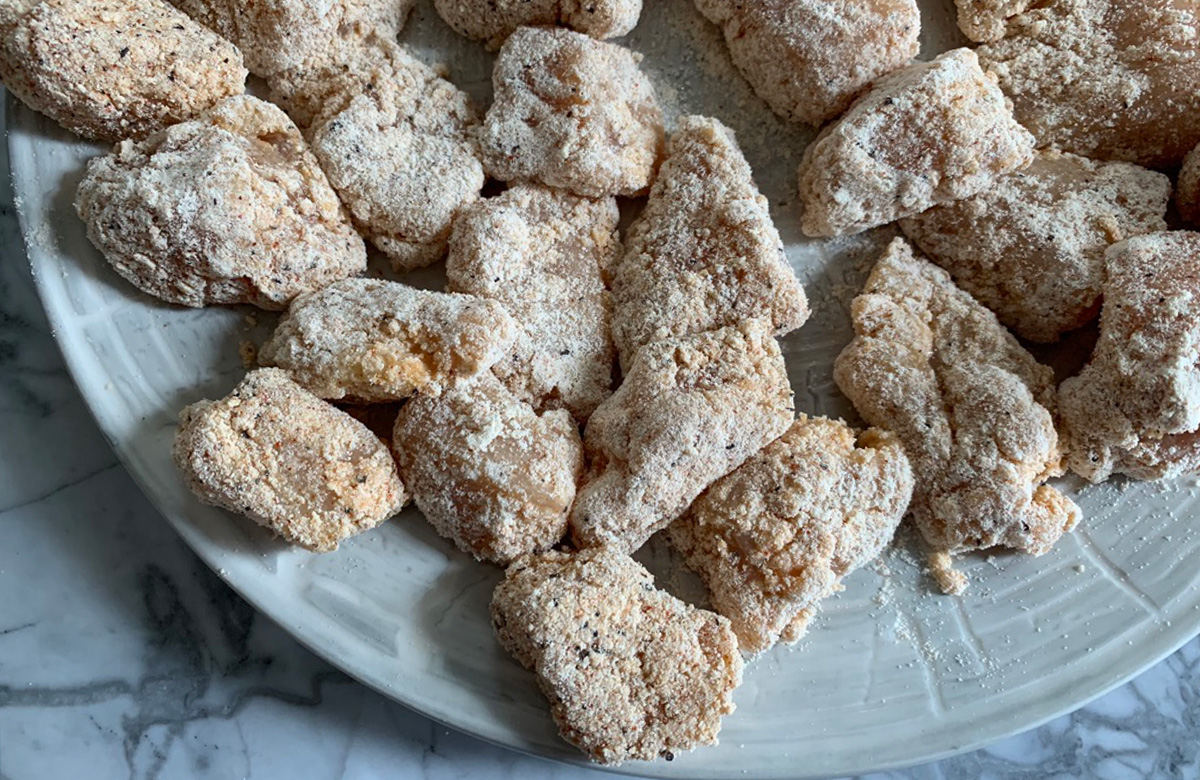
(669, 416), (913, 655)
(75, 95), (365, 310)
(571, 320), (794, 554)
(954, 0), (1034, 42)
(1060, 232), (1200, 482)
(393, 373), (582, 565)
(173, 369), (407, 552)
(259, 278), (518, 402)
(900, 150), (1171, 343)
(694, 0), (920, 126)
(834, 238), (1079, 592)
(0, 0), (245, 142)
(480, 26), (664, 198)
(447, 183), (618, 422)
(797, 48), (1035, 239)
(434, 0), (641, 49)
(611, 115), (808, 371)
(491, 548), (743, 765)
(977, 0), (1200, 168)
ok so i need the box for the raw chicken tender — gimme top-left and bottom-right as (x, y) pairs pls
(694, 0), (920, 126)
(611, 115), (808, 370)
(834, 239), (1079, 591)
(75, 95), (365, 310)
(1177, 142), (1200, 226)
(900, 150), (1171, 343)
(393, 373), (582, 565)
(1060, 232), (1200, 482)
(480, 26), (664, 198)
(259, 278), (518, 402)
(977, 0), (1200, 168)
(490, 548), (743, 765)
(173, 369), (406, 552)
(447, 183), (619, 421)
(954, 0), (1034, 42)
(434, 0), (641, 49)
(669, 416), (913, 655)
(0, 0), (245, 142)
(166, 0), (409, 78)
(571, 320), (794, 554)
(797, 48), (1035, 239)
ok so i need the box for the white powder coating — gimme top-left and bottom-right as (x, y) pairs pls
(1060, 232), (1200, 482)
(259, 278), (518, 402)
(392, 373), (582, 565)
(570, 319), (794, 554)
(0, 0), (246, 142)
(434, 0), (641, 50)
(74, 95), (366, 310)
(610, 115), (809, 372)
(693, 0), (920, 127)
(668, 416), (913, 655)
(976, 0), (1200, 169)
(166, 0), (410, 79)
(797, 48), (1035, 239)
(480, 26), (665, 198)
(490, 548), (743, 765)
(900, 150), (1171, 343)
(834, 239), (1080, 591)
(173, 369), (407, 553)
(954, 0), (1034, 42)
(1177, 142), (1200, 226)
(446, 183), (618, 422)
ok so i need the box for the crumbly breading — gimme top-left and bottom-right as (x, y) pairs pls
(834, 239), (1079, 589)
(259, 278), (518, 402)
(954, 0), (1033, 42)
(446, 183), (618, 422)
(75, 95), (365, 310)
(900, 150), (1171, 343)
(167, 0), (409, 79)
(434, 0), (641, 50)
(0, 0), (245, 142)
(668, 416), (913, 655)
(571, 319), (794, 554)
(173, 369), (406, 552)
(490, 548), (743, 765)
(480, 26), (664, 198)
(797, 48), (1035, 239)
(1060, 232), (1200, 482)
(1112, 431), (1200, 481)
(694, 0), (920, 126)
(611, 115), (808, 371)
(392, 373), (582, 564)
(976, 0), (1200, 168)
(1177, 142), (1200, 226)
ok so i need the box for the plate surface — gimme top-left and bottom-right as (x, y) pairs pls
(12, 2), (1200, 777)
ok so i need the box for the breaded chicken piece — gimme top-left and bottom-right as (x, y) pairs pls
(669, 416), (913, 655)
(611, 116), (809, 371)
(797, 48), (1035, 239)
(393, 373), (582, 564)
(173, 369), (406, 552)
(491, 548), (743, 764)
(1176, 142), (1200, 226)
(900, 150), (1171, 343)
(1060, 232), (1200, 482)
(694, 0), (920, 127)
(75, 96), (365, 310)
(259, 278), (518, 402)
(834, 239), (1079, 592)
(480, 26), (664, 198)
(0, 0), (245, 142)
(447, 184), (618, 422)
(166, 0), (409, 79)
(434, 0), (641, 49)
(977, 0), (1200, 168)
(954, 0), (1034, 42)
(571, 320), (794, 554)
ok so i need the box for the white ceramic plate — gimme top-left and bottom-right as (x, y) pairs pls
(12, 1), (1200, 777)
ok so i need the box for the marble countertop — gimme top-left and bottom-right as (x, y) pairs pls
(0, 116), (1198, 780)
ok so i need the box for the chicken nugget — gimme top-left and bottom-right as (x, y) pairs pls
(490, 548), (743, 764)
(173, 369), (406, 552)
(434, 0), (641, 50)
